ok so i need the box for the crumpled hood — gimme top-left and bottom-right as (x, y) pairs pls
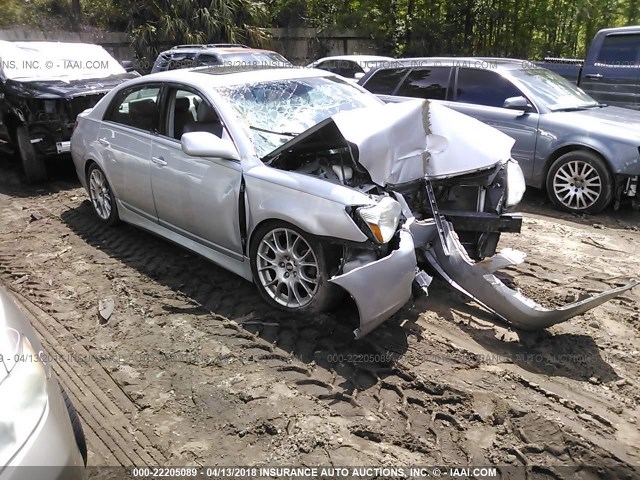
(266, 99), (516, 186)
(332, 99), (515, 185)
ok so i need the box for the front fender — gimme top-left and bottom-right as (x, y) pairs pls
(537, 130), (640, 185)
(244, 165), (375, 245)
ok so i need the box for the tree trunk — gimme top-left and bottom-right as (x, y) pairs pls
(71, 0), (82, 31)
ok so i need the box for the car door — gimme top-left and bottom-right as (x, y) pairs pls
(150, 86), (244, 259)
(98, 84), (161, 221)
(448, 67), (540, 180)
(581, 32), (640, 109)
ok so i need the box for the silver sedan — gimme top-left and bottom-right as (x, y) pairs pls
(71, 66), (637, 337)
(0, 287), (86, 479)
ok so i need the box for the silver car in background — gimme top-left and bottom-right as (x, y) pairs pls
(0, 287), (86, 479)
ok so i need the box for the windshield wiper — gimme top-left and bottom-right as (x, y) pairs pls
(553, 106), (592, 112)
(250, 125), (299, 137)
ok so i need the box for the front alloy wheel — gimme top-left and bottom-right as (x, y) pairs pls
(87, 164), (119, 225)
(547, 151), (613, 214)
(250, 222), (341, 313)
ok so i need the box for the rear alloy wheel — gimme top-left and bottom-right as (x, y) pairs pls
(15, 125), (48, 183)
(546, 151), (613, 214)
(250, 222), (341, 313)
(87, 163), (119, 226)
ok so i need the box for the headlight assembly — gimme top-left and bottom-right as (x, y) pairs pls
(505, 159), (526, 208)
(0, 330), (48, 466)
(358, 197), (402, 243)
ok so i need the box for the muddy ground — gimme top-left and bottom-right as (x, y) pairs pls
(0, 155), (639, 479)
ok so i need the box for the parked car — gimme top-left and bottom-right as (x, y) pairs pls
(0, 287), (86, 479)
(70, 65), (638, 337)
(0, 41), (139, 183)
(537, 25), (640, 110)
(358, 57), (640, 214)
(307, 55), (396, 81)
(151, 44), (291, 73)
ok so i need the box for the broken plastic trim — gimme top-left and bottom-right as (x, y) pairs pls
(415, 219), (639, 330)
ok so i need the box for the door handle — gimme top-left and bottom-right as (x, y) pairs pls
(151, 156), (167, 166)
(585, 73), (603, 79)
(98, 138), (110, 146)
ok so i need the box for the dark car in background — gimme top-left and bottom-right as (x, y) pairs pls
(358, 58), (640, 214)
(537, 25), (640, 110)
(151, 44), (291, 73)
(0, 41), (139, 183)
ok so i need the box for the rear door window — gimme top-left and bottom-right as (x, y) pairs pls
(105, 85), (161, 132)
(197, 54), (221, 67)
(455, 68), (522, 107)
(335, 60), (364, 78)
(596, 34), (640, 66)
(168, 53), (197, 70)
(396, 67), (452, 100)
(361, 68), (409, 94)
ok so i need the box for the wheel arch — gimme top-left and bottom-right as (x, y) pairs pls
(249, 218), (325, 254)
(543, 145), (614, 191)
(84, 158), (98, 182)
(248, 218), (345, 272)
(4, 112), (23, 144)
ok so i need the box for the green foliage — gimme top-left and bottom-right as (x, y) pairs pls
(0, 0), (26, 27)
(3, 0), (640, 60)
(267, 0), (640, 58)
(81, 0), (129, 30)
(128, 0), (270, 62)
(0, 0), (128, 30)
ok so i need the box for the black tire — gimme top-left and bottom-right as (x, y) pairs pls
(15, 125), (48, 183)
(86, 163), (120, 226)
(60, 385), (88, 467)
(250, 221), (343, 314)
(546, 150), (613, 214)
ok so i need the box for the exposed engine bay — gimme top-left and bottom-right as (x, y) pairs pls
(265, 116), (521, 259)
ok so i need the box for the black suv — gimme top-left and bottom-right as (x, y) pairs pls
(0, 41), (138, 182)
(151, 44), (290, 73)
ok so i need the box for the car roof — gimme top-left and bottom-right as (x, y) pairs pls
(161, 44), (277, 55)
(134, 65), (335, 86)
(378, 57), (529, 71)
(315, 55), (395, 62)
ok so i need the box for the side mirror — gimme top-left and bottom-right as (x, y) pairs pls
(503, 96), (533, 112)
(120, 60), (135, 72)
(353, 72), (365, 80)
(181, 132), (240, 161)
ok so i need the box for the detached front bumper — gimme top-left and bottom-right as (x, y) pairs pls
(330, 229), (417, 339)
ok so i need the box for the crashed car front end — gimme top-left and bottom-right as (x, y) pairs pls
(1, 82), (111, 156)
(0, 40), (138, 181)
(321, 99), (637, 337)
(217, 74), (637, 338)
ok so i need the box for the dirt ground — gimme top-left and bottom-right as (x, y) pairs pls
(0, 155), (639, 479)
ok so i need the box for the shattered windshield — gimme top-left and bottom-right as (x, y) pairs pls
(509, 68), (599, 111)
(214, 76), (382, 157)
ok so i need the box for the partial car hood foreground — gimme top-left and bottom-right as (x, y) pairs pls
(280, 99), (638, 337)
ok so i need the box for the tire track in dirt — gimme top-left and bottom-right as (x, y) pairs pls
(1, 180), (639, 477)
